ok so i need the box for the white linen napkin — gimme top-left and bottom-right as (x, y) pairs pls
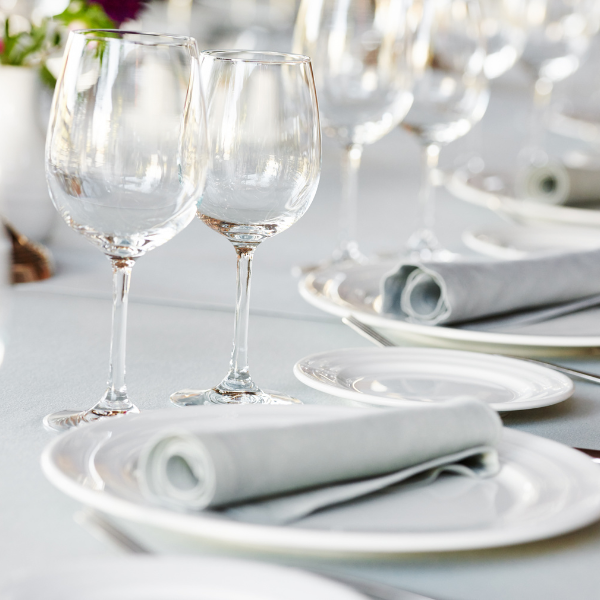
(381, 249), (600, 326)
(516, 154), (600, 206)
(137, 399), (502, 525)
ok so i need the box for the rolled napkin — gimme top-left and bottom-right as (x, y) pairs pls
(515, 160), (571, 205)
(137, 400), (502, 525)
(516, 151), (600, 206)
(381, 249), (600, 326)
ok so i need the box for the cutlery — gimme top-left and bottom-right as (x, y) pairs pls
(342, 315), (600, 385)
(74, 509), (436, 600)
(458, 293), (600, 330)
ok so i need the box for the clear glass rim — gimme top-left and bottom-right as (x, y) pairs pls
(202, 49), (311, 64)
(71, 29), (195, 47)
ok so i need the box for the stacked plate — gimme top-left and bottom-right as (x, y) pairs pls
(462, 223), (600, 260)
(446, 168), (600, 229)
(299, 262), (600, 356)
(294, 347), (574, 412)
(42, 405), (600, 556)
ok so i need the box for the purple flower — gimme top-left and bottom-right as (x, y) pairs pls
(91, 0), (150, 24)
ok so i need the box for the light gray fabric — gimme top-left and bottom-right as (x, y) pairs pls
(515, 160), (600, 206)
(461, 293), (600, 331)
(137, 398), (502, 524)
(381, 249), (600, 326)
(224, 446), (495, 525)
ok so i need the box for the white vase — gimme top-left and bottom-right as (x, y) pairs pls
(0, 66), (56, 242)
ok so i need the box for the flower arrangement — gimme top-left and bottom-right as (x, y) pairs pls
(0, 14), (59, 67)
(0, 0), (149, 84)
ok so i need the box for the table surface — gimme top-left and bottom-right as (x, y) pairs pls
(3, 74), (600, 600)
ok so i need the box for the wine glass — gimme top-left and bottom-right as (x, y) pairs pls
(454, 0), (527, 188)
(44, 30), (207, 431)
(403, 0), (489, 260)
(519, 0), (598, 167)
(293, 0), (414, 266)
(170, 50), (321, 407)
(480, 0), (527, 80)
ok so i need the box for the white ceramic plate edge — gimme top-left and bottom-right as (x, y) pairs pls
(298, 275), (600, 350)
(447, 172), (600, 227)
(41, 425), (600, 555)
(462, 229), (529, 259)
(292, 348), (574, 412)
(0, 556), (366, 600)
(462, 226), (600, 260)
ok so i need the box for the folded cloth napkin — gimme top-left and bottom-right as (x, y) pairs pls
(515, 154), (600, 206)
(137, 399), (502, 525)
(381, 249), (600, 326)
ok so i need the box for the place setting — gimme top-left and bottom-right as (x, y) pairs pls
(446, 3), (600, 229)
(296, 0), (600, 360)
(447, 151), (600, 229)
(5, 1), (600, 599)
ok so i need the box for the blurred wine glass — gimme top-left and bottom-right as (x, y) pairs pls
(293, 0), (414, 266)
(480, 0), (527, 80)
(549, 32), (600, 147)
(519, 0), (599, 169)
(171, 50), (321, 407)
(403, 0), (489, 260)
(44, 30), (206, 431)
(453, 0), (526, 189)
(190, 0), (300, 52)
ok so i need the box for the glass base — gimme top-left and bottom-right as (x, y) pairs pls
(406, 247), (458, 262)
(331, 241), (368, 266)
(43, 404), (140, 432)
(406, 229), (457, 262)
(170, 388), (302, 407)
(292, 246), (369, 277)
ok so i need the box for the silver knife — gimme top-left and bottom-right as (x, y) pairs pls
(342, 315), (600, 385)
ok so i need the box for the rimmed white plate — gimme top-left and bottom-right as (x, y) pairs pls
(0, 555), (366, 599)
(548, 107), (600, 145)
(299, 262), (600, 355)
(293, 347), (574, 412)
(446, 169), (600, 228)
(42, 406), (600, 556)
(462, 224), (600, 259)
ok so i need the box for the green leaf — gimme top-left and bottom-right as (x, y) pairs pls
(39, 63), (57, 89)
(54, 3), (116, 29)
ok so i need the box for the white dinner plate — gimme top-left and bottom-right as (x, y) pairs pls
(548, 106), (600, 145)
(293, 347), (574, 411)
(0, 555), (366, 599)
(299, 261), (600, 355)
(42, 406), (600, 556)
(462, 224), (600, 259)
(446, 169), (600, 228)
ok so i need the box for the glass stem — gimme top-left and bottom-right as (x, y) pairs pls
(418, 142), (440, 239)
(98, 257), (135, 411)
(528, 76), (553, 163)
(334, 142), (364, 262)
(221, 244), (258, 392)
